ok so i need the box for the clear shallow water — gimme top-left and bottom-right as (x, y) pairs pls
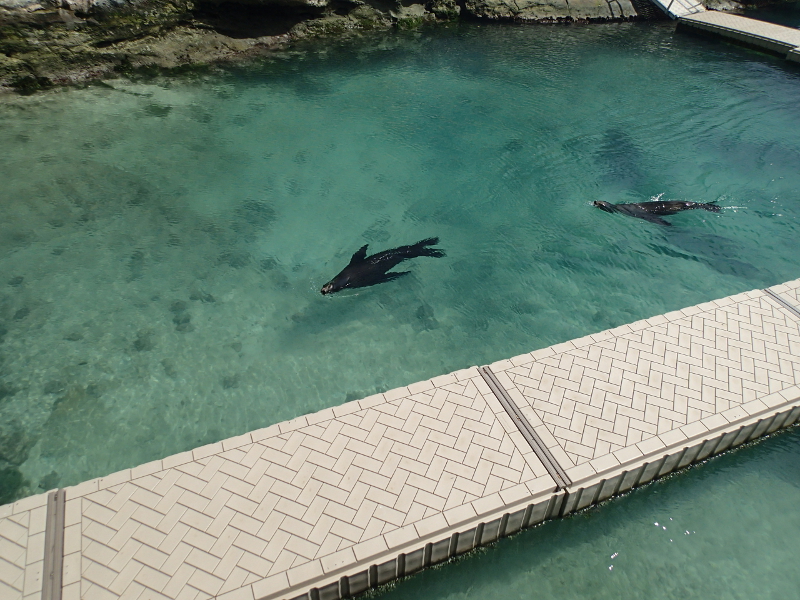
(372, 426), (800, 600)
(1, 21), (800, 501)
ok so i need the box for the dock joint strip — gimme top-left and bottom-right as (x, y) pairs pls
(763, 288), (800, 320)
(41, 488), (66, 600)
(479, 365), (571, 490)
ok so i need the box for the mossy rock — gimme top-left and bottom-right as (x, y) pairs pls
(300, 16), (353, 37)
(11, 74), (53, 94)
(0, 28), (36, 57)
(427, 0), (461, 19)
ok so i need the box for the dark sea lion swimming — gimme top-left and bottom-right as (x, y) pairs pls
(593, 200), (722, 226)
(321, 237), (445, 295)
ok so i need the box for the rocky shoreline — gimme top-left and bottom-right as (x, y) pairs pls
(0, 0), (769, 93)
(0, 0), (768, 93)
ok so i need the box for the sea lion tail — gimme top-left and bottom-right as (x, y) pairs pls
(413, 237), (446, 258)
(701, 202), (722, 213)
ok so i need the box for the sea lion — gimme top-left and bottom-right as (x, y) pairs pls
(593, 200), (722, 226)
(321, 237), (445, 295)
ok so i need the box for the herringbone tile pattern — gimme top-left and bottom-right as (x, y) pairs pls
(7, 281), (800, 600)
(0, 503), (47, 600)
(771, 280), (800, 309)
(0, 512), (29, 599)
(64, 375), (554, 600)
(498, 291), (800, 467)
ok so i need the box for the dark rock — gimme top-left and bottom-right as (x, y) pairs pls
(169, 300), (188, 313)
(235, 200), (276, 230)
(222, 374), (239, 389)
(0, 422), (33, 466)
(128, 250), (145, 281)
(8, 276), (24, 287)
(133, 329), (155, 351)
(175, 322), (194, 333)
(0, 382), (17, 403)
(64, 331), (84, 341)
(219, 251), (251, 269)
(13, 307), (30, 320)
(230, 342), (242, 352)
(38, 471), (60, 491)
(189, 291), (215, 303)
(463, 0), (636, 19)
(143, 103), (172, 118)
(161, 358), (177, 378)
(259, 257), (278, 271)
(172, 312), (191, 325)
(44, 380), (66, 395)
(0, 467), (26, 505)
(427, 0), (461, 19)
(12, 75), (52, 95)
(413, 303), (439, 331)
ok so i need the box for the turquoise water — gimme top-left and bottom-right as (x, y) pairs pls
(373, 426), (800, 600)
(1, 21), (800, 501)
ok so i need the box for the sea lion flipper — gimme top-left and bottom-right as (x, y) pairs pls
(641, 214), (672, 226)
(373, 271), (410, 285)
(701, 202), (722, 213)
(348, 245), (369, 266)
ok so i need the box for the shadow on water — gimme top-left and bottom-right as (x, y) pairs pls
(595, 128), (651, 195)
(650, 230), (771, 283)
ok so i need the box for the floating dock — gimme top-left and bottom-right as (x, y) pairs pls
(678, 11), (800, 63)
(3, 278), (800, 600)
(651, 0), (705, 20)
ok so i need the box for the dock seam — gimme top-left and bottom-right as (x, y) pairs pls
(479, 365), (572, 490)
(41, 489), (65, 600)
(764, 288), (800, 320)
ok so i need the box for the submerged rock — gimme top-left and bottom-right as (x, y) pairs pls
(0, 381), (16, 403)
(174, 319), (192, 333)
(0, 466), (26, 505)
(133, 329), (156, 351)
(413, 302), (439, 331)
(44, 380), (66, 395)
(172, 312), (191, 325)
(221, 374), (239, 389)
(38, 470), (60, 491)
(128, 250), (145, 281)
(169, 300), (188, 313)
(0, 421), (33, 466)
(161, 358), (177, 378)
(189, 290), (215, 303)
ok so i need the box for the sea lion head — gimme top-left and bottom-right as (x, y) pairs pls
(321, 274), (350, 295)
(593, 201), (615, 213)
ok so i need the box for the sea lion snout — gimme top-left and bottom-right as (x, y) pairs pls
(593, 201), (614, 213)
(321, 282), (335, 295)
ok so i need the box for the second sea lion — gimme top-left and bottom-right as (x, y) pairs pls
(593, 200), (721, 226)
